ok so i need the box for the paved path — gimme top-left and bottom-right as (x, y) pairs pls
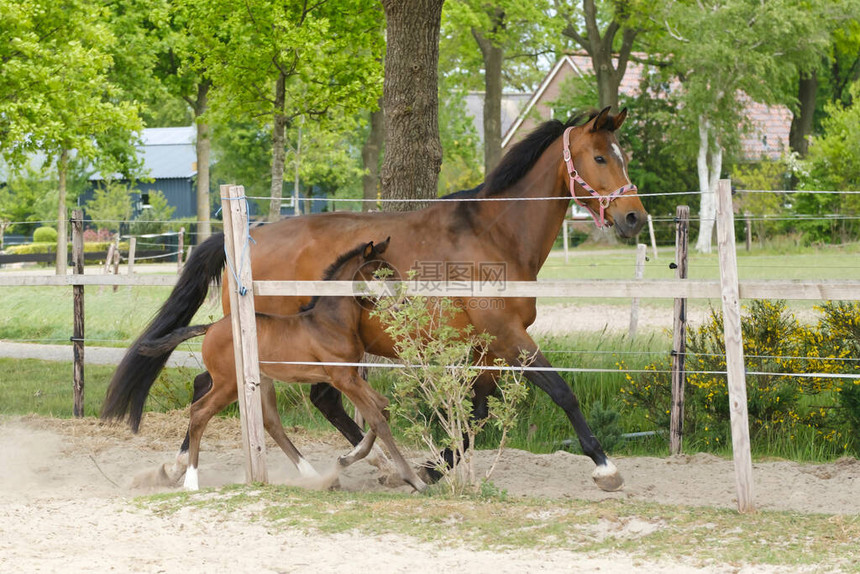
(0, 341), (202, 369)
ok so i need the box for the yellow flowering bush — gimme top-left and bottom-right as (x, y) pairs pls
(621, 300), (860, 457)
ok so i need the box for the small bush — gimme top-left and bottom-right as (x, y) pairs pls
(621, 300), (860, 458)
(33, 226), (57, 243)
(371, 285), (528, 494)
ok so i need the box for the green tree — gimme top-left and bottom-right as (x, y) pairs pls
(85, 180), (134, 233)
(0, 0), (142, 273)
(661, 0), (829, 252)
(443, 0), (553, 174)
(178, 0), (383, 221)
(793, 79), (860, 243)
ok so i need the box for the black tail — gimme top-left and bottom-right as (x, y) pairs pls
(102, 233), (226, 431)
(137, 324), (211, 357)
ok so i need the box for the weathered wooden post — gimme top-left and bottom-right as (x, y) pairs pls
(71, 209), (85, 417)
(111, 236), (121, 292)
(221, 184), (268, 484)
(127, 237), (137, 275)
(744, 212), (752, 252)
(716, 179), (754, 513)
(562, 219), (570, 264)
(647, 214), (658, 260)
(628, 243), (646, 339)
(669, 205), (689, 455)
(177, 227), (185, 269)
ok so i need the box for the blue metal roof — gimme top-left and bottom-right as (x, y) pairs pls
(91, 126), (197, 181)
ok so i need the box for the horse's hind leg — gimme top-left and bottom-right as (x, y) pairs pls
(310, 383), (365, 446)
(333, 371), (427, 492)
(260, 375), (319, 478)
(159, 372), (213, 485)
(183, 372), (238, 490)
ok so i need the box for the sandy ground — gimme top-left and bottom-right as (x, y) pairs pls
(1, 414), (857, 573)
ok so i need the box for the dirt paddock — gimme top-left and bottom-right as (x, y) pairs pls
(1, 413), (858, 573)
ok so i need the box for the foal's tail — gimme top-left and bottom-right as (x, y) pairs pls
(102, 233), (226, 432)
(137, 324), (211, 357)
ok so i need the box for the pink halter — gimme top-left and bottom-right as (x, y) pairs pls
(562, 126), (638, 229)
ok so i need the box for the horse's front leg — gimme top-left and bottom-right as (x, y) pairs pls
(495, 333), (623, 492)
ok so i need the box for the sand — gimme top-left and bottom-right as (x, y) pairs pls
(1, 414), (857, 573)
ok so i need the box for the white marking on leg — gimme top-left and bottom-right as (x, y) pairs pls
(183, 465), (199, 491)
(296, 458), (320, 478)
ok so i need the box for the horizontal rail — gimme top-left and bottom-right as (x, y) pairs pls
(254, 279), (860, 301)
(0, 275), (179, 287)
(1, 274), (859, 300)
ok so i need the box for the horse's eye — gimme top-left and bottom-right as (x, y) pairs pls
(594, 156), (606, 164)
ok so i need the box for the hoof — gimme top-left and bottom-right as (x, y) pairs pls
(416, 463), (444, 485)
(592, 461), (624, 492)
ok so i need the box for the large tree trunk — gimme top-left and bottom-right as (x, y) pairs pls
(789, 70), (818, 159)
(562, 0), (637, 112)
(55, 148), (69, 275)
(268, 72), (288, 221)
(194, 81), (212, 243)
(380, 0), (444, 212)
(362, 100), (384, 211)
(473, 19), (503, 175)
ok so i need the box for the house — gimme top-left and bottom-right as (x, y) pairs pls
(501, 54), (792, 161)
(88, 126), (199, 218)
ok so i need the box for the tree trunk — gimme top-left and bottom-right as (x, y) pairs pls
(194, 81), (212, 243)
(789, 70), (818, 159)
(563, 0), (636, 112)
(380, 0), (444, 212)
(695, 116), (722, 254)
(55, 148), (69, 275)
(362, 100), (384, 211)
(473, 22), (503, 175)
(268, 72), (288, 221)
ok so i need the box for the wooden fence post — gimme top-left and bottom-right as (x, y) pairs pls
(628, 244), (646, 339)
(111, 236), (121, 292)
(177, 227), (185, 269)
(71, 209), (85, 417)
(647, 214), (658, 260)
(716, 179), (754, 513)
(744, 212), (752, 252)
(221, 184), (268, 484)
(562, 219), (570, 264)
(127, 237), (136, 275)
(669, 205), (689, 455)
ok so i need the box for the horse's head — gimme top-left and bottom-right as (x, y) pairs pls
(562, 107), (647, 238)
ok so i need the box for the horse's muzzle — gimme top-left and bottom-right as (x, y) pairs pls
(614, 209), (647, 239)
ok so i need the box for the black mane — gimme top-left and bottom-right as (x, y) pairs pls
(483, 110), (598, 196)
(299, 241), (368, 312)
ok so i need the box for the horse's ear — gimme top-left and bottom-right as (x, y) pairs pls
(363, 242), (375, 259)
(375, 236), (391, 254)
(590, 106), (612, 132)
(612, 107), (628, 131)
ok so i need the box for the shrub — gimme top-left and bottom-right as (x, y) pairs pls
(371, 286), (528, 494)
(621, 300), (859, 458)
(32, 226), (57, 243)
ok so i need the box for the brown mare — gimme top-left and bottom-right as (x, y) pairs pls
(103, 107), (647, 492)
(136, 238), (426, 491)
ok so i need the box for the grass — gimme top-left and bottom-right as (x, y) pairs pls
(139, 484), (860, 570)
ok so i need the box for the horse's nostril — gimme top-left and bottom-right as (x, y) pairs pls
(625, 211), (640, 228)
